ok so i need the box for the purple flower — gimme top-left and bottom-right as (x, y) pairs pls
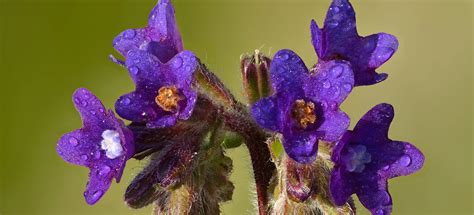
(113, 0), (199, 128)
(56, 88), (135, 205)
(330, 103), (424, 214)
(115, 50), (198, 128)
(112, 0), (183, 64)
(251, 49), (354, 163)
(311, 0), (399, 86)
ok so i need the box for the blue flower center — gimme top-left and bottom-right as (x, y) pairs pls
(291, 99), (317, 128)
(345, 145), (372, 173)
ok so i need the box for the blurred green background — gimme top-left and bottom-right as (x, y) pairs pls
(0, 0), (472, 214)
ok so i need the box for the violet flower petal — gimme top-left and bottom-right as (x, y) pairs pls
(57, 88), (134, 205)
(304, 60), (354, 107)
(330, 104), (424, 214)
(113, 0), (183, 63)
(282, 132), (319, 164)
(251, 96), (282, 132)
(270, 49), (308, 94)
(311, 0), (398, 86)
(317, 110), (350, 142)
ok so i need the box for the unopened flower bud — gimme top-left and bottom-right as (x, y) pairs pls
(241, 50), (272, 105)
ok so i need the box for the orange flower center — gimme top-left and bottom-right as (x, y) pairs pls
(155, 86), (182, 112)
(292, 99), (317, 128)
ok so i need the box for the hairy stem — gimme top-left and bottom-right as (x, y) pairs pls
(195, 65), (276, 214)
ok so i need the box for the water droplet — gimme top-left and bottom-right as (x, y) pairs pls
(123, 29), (136, 39)
(378, 191), (391, 205)
(375, 209), (384, 215)
(321, 101), (328, 110)
(94, 151), (101, 159)
(129, 66), (139, 75)
(171, 57), (183, 69)
(331, 65), (343, 77)
(121, 97), (131, 105)
(332, 88), (340, 99)
(98, 165), (111, 177)
(326, 20), (339, 28)
(133, 59), (140, 64)
(90, 110), (96, 115)
(382, 165), (390, 170)
(399, 155), (411, 167)
(333, 6), (340, 13)
(184, 65), (192, 72)
(69, 137), (79, 146)
(81, 100), (88, 107)
(281, 53), (289, 60)
(323, 81), (331, 89)
(343, 84), (352, 92)
(329, 102), (337, 110)
(90, 190), (103, 202)
(99, 108), (105, 113)
(81, 155), (89, 161)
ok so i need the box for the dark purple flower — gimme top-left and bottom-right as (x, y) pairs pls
(112, 0), (199, 128)
(330, 103), (424, 214)
(252, 49), (354, 163)
(112, 0), (183, 64)
(311, 0), (398, 86)
(56, 88), (135, 205)
(115, 50), (198, 128)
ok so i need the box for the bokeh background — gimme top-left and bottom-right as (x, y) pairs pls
(0, 0), (472, 214)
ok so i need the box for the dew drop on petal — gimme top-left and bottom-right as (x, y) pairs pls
(329, 102), (337, 110)
(281, 53), (289, 60)
(90, 110), (96, 115)
(98, 165), (111, 177)
(94, 151), (101, 159)
(399, 155), (411, 167)
(121, 97), (131, 105)
(184, 65), (192, 72)
(343, 84), (352, 92)
(99, 108), (105, 113)
(69, 137), (79, 146)
(321, 101), (328, 110)
(171, 56), (183, 69)
(323, 81), (331, 89)
(375, 209), (384, 215)
(129, 66), (139, 75)
(326, 20), (339, 28)
(81, 155), (89, 161)
(123, 29), (136, 39)
(90, 190), (103, 203)
(331, 65), (343, 77)
(382, 165), (390, 170)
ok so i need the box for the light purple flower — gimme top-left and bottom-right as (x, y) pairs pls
(330, 103), (424, 214)
(57, 88), (134, 205)
(311, 0), (398, 86)
(252, 49), (354, 163)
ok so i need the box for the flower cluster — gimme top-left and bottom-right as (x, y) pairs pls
(251, 0), (423, 214)
(56, 0), (424, 214)
(57, 0), (200, 205)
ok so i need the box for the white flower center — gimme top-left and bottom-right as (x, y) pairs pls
(100, 130), (124, 159)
